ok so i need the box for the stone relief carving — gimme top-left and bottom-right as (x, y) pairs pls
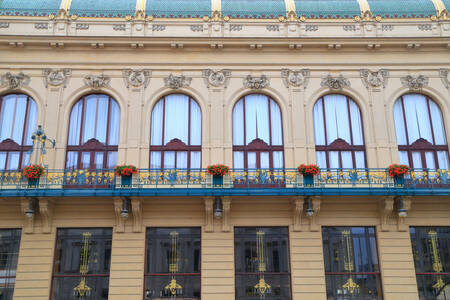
(113, 24), (126, 31)
(229, 24), (243, 31)
(34, 23), (48, 30)
(243, 75), (269, 90)
(400, 75), (429, 90)
(281, 69), (310, 88)
(152, 25), (166, 31)
(360, 69), (389, 89)
(122, 69), (152, 88)
(321, 74), (350, 90)
(1, 72), (30, 90)
(43, 68), (72, 87)
(84, 74), (110, 89)
(439, 69), (449, 88)
(190, 25), (203, 32)
(266, 25), (279, 31)
(76, 23), (89, 30)
(0, 22), (9, 28)
(202, 69), (232, 88)
(164, 74), (192, 89)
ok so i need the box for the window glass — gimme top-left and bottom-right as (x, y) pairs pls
(235, 227), (291, 300)
(51, 228), (112, 300)
(410, 227), (450, 300)
(0, 229), (21, 300)
(145, 228), (201, 299)
(322, 227), (382, 299)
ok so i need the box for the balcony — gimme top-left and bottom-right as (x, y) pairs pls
(0, 168), (449, 197)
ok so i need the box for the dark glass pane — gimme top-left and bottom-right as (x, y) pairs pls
(144, 275), (200, 299)
(325, 274), (382, 300)
(235, 227), (291, 300)
(416, 274), (450, 300)
(51, 228), (112, 300)
(0, 229), (21, 300)
(51, 276), (109, 300)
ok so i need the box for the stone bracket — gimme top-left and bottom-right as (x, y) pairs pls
(114, 197), (126, 233)
(20, 198), (35, 234)
(204, 196), (214, 232)
(222, 196), (231, 232)
(309, 196), (321, 231)
(292, 197), (304, 231)
(397, 196), (411, 232)
(292, 196), (321, 231)
(131, 198), (143, 232)
(38, 199), (54, 234)
(379, 196), (394, 231)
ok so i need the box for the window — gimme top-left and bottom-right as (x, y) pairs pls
(0, 94), (37, 170)
(0, 229), (21, 300)
(66, 94), (120, 169)
(322, 227), (382, 300)
(313, 95), (366, 169)
(150, 94), (202, 169)
(51, 228), (112, 300)
(144, 228), (201, 299)
(393, 94), (449, 169)
(235, 227), (291, 300)
(410, 227), (450, 300)
(233, 94), (284, 169)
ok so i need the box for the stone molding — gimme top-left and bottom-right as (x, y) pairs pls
(1, 72), (30, 90)
(43, 68), (72, 88)
(360, 69), (389, 89)
(400, 74), (429, 90)
(202, 69), (232, 88)
(243, 74), (269, 90)
(281, 68), (310, 88)
(321, 74), (350, 90)
(123, 69), (152, 88)
(164, 74), (192, 89)
(84, 74), (110, 89)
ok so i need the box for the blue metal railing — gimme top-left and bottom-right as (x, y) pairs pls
(0, 168), (449, 191)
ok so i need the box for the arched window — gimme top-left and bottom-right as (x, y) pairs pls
(232, 94), (284, 169)
(150, 94), (202, 169)
(0, 94), (37, 170)
(393, 94), (449, 169)
(66, 94), (120, 169)
(313, 94), (366, 169)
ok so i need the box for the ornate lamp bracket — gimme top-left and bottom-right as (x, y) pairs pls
(204, 196), (214, 232)
(38, 199), (54, 234)
(378, 196), (394, 231)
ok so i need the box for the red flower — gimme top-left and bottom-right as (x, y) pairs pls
(115, 165), (138, 177)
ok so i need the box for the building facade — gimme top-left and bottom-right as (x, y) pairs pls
(0, 0), (450, 299)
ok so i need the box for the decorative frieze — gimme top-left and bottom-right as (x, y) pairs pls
(76, 23), (89, 30)
(281, 69), (310, 88)
(439, 69), (449, 88)
(113, 24), (126, 31)
(190, 25), (203, 32)
(401, 74), (429, 90)
(229, 24), (243, 31)
(305, 25), (318, 32)
(343, 25), (357, 31)
(122, 69), (152, 88)
(321, 74), (350, 90)
(243, 75), (269, 90)
(418, 24), (432, 31)
(382, 24), (394, 31)
(164, 74), (192, 89)
(0, 72), (30, 90)
(202, 69), (232, 88)
(360, 69), (389, 89)
(43, 68), (72, 88)
(84, 74), (110, 89)
(34, 23), (48, 30)
(266, 25), (280, 31)
(152, 24), (166, 31)
(0, 22), (9, 28)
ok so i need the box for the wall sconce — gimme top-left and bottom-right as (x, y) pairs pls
(306, 198), (314, 217)
(121, 198), (129, 219)
(398, 199), (407, 217)
(214, 197), (223, 218)
(25, 198), (35, 218)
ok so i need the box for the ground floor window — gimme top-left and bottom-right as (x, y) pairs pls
(322, 227), (382, 299)
(51, 228), (112, 300)
(410, 227), (450, 300)
(234, 227), (291, 299)
(145, 228), (201, 299)
(0, 229), (21, 300)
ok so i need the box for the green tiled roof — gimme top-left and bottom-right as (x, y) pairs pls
(146, 0), (211, 18)
(0, 0), (444, 19)
(70, 0), (136, 18)
(367, 0), (436, 18)
(222, 0), (285, 19)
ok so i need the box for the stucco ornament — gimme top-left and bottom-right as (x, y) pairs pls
(281, 69), (310, 88)
(202, 69), (232, 88)
(439, 69), (450, 88)
(43, 68), (72, 87)
(243, 75), (269, 90)
(401, 75), (429, 90)
(1, 72), (30, 90)
(164, 74), (192, 89)
(360, 69), (389, 89)
(84, 74), (110, 89)
(123, 69), (152, 88)
(321, 74), (350, 90)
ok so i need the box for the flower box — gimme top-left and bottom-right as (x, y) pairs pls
(297, 164), (320, 187)
(114, 165), (138, 187)
(22, 164), (45, 188)
(207, 164), (230, 187)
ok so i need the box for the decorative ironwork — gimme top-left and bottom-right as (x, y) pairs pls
(254, 230), (271, 298)
(164, 231), (183, 297)
(428, 230), (445, 291)
(73, 232), (92, 298)
(341, 230), (360, 294)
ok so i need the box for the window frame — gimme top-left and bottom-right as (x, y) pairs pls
(314, 94), (367, 169)
(0, 94), (36, 170)
(149, 94), (202, 169)
(65, 94), (119, 170)
(395, 94), (449, 169)
(234, 226), (292, 300)
(232, 94), (284, 169)
(144, 227), (201, 299)
(50, 227), (113, 300)
(0, 228), (22, 300)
